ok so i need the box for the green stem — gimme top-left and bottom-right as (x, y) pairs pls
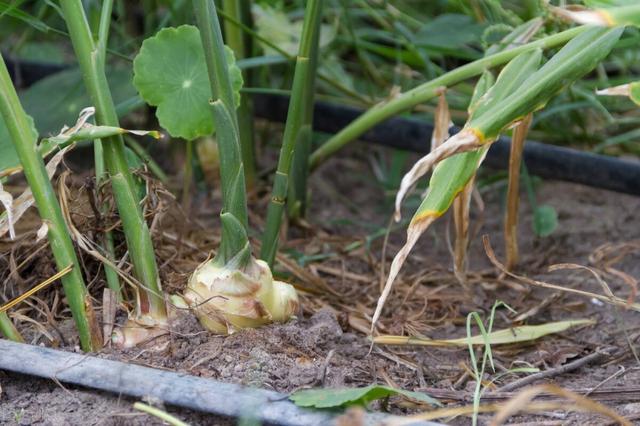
(260, 0), (323, 266)
(194, 0), (239, 130)
(287, 0), (324, 220)
(60, 0), (166, 321)
(96, 0), (113, 67)
(309, 25), (589, 168)
(193, 0), (250, 266)
(223, 0), (257, 188)
(0, 53), (100, 352)
(181, 139), (194, 212)
(92, 0), (122, 302)
(103, 230), (121, 297)
(94, 138), (122, 301)
(236, 97), (257, 186)
(0, 312), (24, 343)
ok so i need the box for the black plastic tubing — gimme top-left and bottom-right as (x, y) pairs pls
(253, 94), (640, 196)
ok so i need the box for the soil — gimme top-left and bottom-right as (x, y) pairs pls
(1, 147), (640, 425)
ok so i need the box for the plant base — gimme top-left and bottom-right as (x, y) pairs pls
(111, 312), (169, 349)
(184, 257), (299, 334)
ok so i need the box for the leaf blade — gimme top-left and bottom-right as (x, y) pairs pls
(290, 384), (441, 408)
(133, 25), (243, 140)
(373, 319), (595, 346)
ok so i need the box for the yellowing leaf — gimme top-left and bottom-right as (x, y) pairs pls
(373, 319), (595, 346)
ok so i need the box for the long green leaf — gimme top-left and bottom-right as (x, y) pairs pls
(309, 25), (589, 167)
(408, 50), (542, 220)
(373, 51), (542, 330)
(393, 26), (622, 218)
(471, 26), (623, 142)
(0, 0), (52, 33)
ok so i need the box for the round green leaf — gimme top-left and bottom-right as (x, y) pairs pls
(133, 25), (243, 140)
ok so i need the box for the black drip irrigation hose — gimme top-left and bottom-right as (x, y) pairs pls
(253, 94), (640, 197)
(0, 340), (441, 426)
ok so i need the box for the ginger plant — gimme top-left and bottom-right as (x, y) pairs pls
(132, 0), (323, 334)
(0, 53), (102, 351)
(60, 0), (167, 347)
(184, 0), (298, 331)
(372, 25), (623, 330)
